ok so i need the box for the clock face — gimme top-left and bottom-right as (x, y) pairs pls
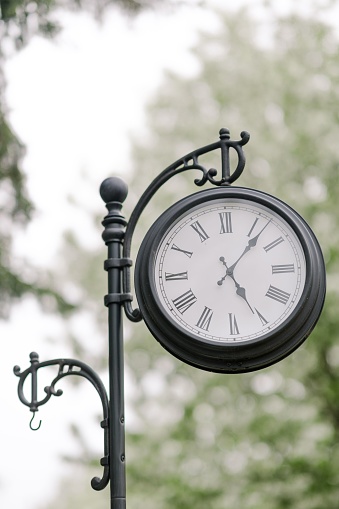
(135, 187), (325, 373)
(154, 198), (306, 343)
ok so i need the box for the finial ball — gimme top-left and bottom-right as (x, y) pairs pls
(219, 127), (230, 139)
(100, 177), (128, 204)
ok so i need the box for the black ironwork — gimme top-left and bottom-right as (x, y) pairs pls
(13, 128), (249, 508)
(14, 352), (110, 490)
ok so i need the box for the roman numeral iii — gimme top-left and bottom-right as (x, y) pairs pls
(272, 264), (295, 274)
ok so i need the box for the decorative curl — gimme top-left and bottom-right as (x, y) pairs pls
(14, 353), (110, 491)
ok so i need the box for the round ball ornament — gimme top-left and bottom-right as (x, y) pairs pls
(135, 186), (325, 373)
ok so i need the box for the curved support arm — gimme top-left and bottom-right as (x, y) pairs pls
(13, 352), (110, 491)
(122, 127), (250, 322)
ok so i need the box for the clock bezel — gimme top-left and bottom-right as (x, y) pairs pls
(134, 186), (326, 373)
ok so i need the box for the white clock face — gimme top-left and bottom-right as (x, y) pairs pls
(154, 198), (306, 343)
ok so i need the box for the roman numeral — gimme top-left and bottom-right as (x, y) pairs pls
(165, 271), (188, 281)
(172, 289), (197, 314)
(265, 285), (290, 305)
(171, 244), (193, 258)
(219, 212), (233, 234)
(229, 313), (240, 335)
(254, 308), (268, 326)
(196, 306), (213, 331)
(272, 264), (295, 274)
(191, 221), (209, 242)
(263, 236), (284, 252)
(247, 217), (259, 237)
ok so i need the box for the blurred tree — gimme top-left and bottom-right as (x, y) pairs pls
(0, 0), (182, 315)
(0, 50), (74, 315)
(44, 3), (339, 509)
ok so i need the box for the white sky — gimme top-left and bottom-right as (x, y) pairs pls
(1, 1), (338, 508)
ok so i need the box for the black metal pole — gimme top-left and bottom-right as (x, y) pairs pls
(100, 176), (130, 509)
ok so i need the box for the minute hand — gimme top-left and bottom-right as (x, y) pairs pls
(227, 220), (271, 274)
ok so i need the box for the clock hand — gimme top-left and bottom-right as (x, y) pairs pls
(218, 257), (254, 314)
(227, 220), (271, 273)
(217, 256), (229, 286)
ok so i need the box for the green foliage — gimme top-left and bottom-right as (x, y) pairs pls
(0, 0), (174, 48)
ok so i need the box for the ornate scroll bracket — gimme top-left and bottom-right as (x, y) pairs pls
(122, 127), (250, 322)
(13, 352), (110, 491)
(193, 128), (250, 187)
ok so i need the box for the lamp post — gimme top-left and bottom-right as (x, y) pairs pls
(13, 128), (325, 508)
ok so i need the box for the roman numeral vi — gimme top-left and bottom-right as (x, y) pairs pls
(165, 271), (188, 281)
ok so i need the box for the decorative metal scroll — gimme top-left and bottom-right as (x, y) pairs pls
(13, 352), (110, 491)
(122, 127), (250, 322)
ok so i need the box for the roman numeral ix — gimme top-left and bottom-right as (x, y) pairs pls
(272, 264), (295, 274)
(165, 271), (188, 281)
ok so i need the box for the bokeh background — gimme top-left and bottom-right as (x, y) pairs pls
(1, 1), (339, 508)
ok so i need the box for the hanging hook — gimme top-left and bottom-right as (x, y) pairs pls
(29, 411), (42, 431)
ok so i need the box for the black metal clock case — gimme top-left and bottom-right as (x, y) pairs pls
(135, 186), (325, 374)
(133, 130), (326, 374)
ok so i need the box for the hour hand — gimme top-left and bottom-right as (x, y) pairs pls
(218, 257), (254, 314)
(230, 274), (254, 314)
